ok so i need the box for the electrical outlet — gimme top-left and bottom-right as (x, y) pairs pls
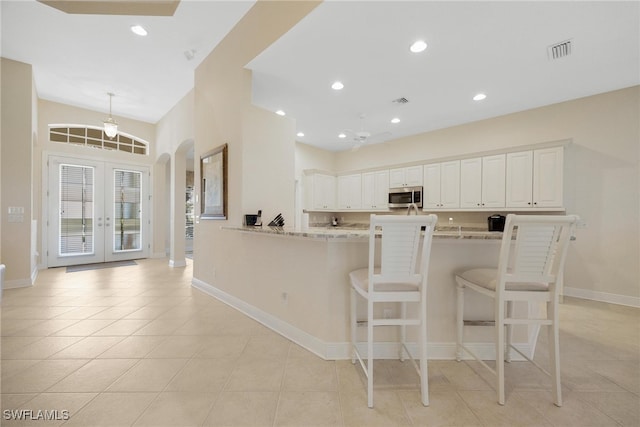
(383, 308), (393, 318)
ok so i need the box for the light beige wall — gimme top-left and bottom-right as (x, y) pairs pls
(155, 90), (194, 161)
(333, 87), (640, 301)
(242, 105), (296, 223)
(295, 141), (336, 178)
(0, 0), (3, 266)
(1, 58), (34, 284)
(31, 67), (39, 276)
(193, 0), (321, 285)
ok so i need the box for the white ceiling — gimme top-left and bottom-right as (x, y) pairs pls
(0, 0), (255, 123)
(247, 1), (640, 151)
(2, 1), (639, 152)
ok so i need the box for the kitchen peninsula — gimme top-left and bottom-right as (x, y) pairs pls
(193, 223), (536, 361)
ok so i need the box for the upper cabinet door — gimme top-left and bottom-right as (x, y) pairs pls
(362, 170), (389, 210)
(506, 151), (534, 208)
(533, 146), (563, 207)
(308, 173), (335, 210)
(405, 165), (423, 187)
(423, 163), (442, 209)
(424, 161), (461, 209)
(337, 173), (362, 210)
(506, 147), (564, 208)
(440, 160), (460, 209)
(460, 155), (505, 208)
(460, 158), (482, 208)
(389, 168), (406, 188)
(389, 165), (423, 187)
(481, 154), (506, 208)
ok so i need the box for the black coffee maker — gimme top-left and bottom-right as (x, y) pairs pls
(487, 214), (506, 232)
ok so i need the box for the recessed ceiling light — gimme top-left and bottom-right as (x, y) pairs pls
(338, 133), (346, 139)
(130, 25), (148, 36)
(296, 132), (304, 137)
(276, 110), (286, 116)
(409, 40), (427, 53)
(391, 117), (401, 124)
(473, 93), (487, 101)
(331, 81), (344, 90)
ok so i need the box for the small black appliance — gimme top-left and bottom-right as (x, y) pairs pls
(244, 210), (262, 227)
(244, 214), (258, 226)
(487, 214), (506, 232)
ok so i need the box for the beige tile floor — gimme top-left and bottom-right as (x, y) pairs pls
(1, 258), (638, 426)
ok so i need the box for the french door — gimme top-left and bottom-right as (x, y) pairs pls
(47, 155), (149, 267)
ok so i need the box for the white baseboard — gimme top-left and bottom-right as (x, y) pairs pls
(192, 278), (331, 359)
(3, 278), (34, 290)
(151, 252), (167, 259)
(191, 278), (531, 361)
(31, 266), (38, 285)
(169, 258), (187, 268)
(564, 286), (640, 308)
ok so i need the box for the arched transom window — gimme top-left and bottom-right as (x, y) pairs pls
(49, 125), (149, 156)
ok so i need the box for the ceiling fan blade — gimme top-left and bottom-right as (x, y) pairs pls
(368, 131), (392, 141)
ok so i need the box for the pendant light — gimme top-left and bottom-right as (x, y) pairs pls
(103, 92), (118, 138)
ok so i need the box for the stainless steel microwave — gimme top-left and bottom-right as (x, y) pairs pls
(388, 186), (423, 208)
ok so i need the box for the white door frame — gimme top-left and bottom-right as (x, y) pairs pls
(44, 152), (151, 267)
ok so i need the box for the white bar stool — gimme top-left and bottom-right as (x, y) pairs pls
(350, 213), (438, 408)
(455, 214), (579, 406)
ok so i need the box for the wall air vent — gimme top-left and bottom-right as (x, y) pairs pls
(547, 39), (572, 60)
(392, 97), (409, 104)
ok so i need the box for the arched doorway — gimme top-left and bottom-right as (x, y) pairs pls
(157, 140), (195, 268)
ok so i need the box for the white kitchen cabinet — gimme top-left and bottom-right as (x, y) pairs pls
(389, 165), (423, 188)
(460, 155), (505, 208)
(337, 173), (362, 210)
(533, 146), (564, 208)
(481, 154), (506, 208)
(506, 151), (534, 208)
(305, 173), (336, 210)
(460, 158), (482, 208)
(362, 170), (390, 210)
(506, 147), (563, 208)
(423, 161), (460, 209)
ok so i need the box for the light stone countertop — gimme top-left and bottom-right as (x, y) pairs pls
(221, 225), (504, 240)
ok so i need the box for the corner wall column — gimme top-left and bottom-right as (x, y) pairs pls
(169, 151), (186, 267)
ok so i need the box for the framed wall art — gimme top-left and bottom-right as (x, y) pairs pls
(200, 143), (228, 220)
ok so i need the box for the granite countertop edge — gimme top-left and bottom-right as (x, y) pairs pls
(221, 225), (503, 240)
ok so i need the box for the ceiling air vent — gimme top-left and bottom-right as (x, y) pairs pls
(392, 97), (409, 104)
(547, 39), (572, 60)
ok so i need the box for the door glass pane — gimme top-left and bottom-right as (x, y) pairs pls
(114, 169), (142, 252)
(59, 164), (94, 255)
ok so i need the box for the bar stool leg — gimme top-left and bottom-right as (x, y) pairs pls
(548, 296), (563, 407)
(350, 287), (357, 364)
(456, 283), (465, 362)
